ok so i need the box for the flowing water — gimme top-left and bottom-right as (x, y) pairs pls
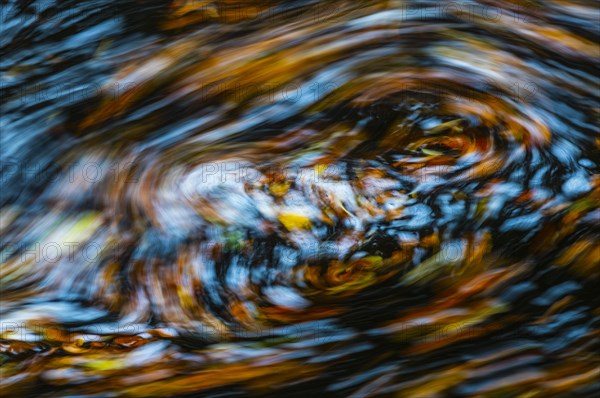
(1, 1), (599, 396)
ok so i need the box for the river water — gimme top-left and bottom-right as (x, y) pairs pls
(1, 1), (599, 397)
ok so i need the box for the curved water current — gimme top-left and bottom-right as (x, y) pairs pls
(1, 1), (599, 397)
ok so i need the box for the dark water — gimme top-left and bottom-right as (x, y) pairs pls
(1, 1), (599, 397)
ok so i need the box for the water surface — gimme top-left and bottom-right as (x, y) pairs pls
(1, 1), (599, 397)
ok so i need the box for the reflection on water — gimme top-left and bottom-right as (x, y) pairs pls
(1, 0), (599, 396)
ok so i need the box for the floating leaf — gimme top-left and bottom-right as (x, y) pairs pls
(278, 213), (312, 231)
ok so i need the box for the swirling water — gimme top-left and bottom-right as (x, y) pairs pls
(1, 1), (599, 397)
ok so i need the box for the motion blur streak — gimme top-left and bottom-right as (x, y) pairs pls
(1, 0), (599, 397)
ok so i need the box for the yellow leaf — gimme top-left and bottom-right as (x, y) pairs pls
(421, 148), (444, 156)
(314, 164), (328, 176)
(279, 213), (312, 231)
(269, 182), (290, 197)
(83, 359), (126, 371)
